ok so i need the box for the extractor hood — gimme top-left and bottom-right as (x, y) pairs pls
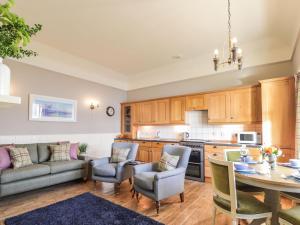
(0, 58), (21, 107)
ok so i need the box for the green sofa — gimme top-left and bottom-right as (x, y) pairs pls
(0, 142), (87, 197)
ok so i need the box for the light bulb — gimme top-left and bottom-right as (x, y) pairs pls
(214, 49), (219, 57)
(232, 37), (238, 47)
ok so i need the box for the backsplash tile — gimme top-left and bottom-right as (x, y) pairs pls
(137, 111), (262, 142)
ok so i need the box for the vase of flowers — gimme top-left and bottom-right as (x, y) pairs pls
(260, 146), (282, 169)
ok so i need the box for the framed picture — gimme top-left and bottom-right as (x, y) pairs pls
(29, 94), (77, 122)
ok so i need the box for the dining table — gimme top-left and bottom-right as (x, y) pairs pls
(235, 162), (300, 225)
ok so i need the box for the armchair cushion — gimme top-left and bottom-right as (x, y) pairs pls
(134, 172), (158, 191)
(94, 163), (117, 177)
(158, 152), (180, 171)
(110, 147), (130, 163)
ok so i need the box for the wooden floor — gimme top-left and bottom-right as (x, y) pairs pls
(0, 180), (293, 225)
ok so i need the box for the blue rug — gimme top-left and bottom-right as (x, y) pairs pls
(5, 192), (164, 225)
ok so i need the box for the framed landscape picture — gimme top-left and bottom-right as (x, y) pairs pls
(29, 94), (77, 122)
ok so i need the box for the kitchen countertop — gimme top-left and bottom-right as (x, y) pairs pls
(114, 138), (262, 148)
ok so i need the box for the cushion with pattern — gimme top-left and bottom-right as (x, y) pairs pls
(158, 152), (180, 171)
(110, 147), (130, 163)
(9, 147), (33, 169)
(49, 144), (71, 161)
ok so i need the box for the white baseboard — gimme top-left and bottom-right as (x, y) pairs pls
(0, 133), (118, 158)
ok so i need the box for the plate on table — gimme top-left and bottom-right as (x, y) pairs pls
(235, 168), (256, 174)
(278, 163), (300, 169)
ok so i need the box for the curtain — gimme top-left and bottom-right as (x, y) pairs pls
(296, 73), (300, 158)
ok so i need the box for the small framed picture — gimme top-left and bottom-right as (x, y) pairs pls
(29, 94), (77, 122)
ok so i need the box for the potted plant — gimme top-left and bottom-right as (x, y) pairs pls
(0, 0), (42, 95)
(260, 146), (282, 169)
(78, 143), (88, 156)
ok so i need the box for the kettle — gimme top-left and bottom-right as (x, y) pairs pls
(183, 132), (190, 140)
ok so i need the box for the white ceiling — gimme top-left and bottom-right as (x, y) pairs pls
(12, 0), (300, 90)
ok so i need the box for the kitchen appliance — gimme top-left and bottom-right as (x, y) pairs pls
(180, 140), (205, 182)
(237, 132), (257, 144)
(178, 132), (190, 141)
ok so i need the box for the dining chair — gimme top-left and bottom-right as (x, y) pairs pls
(224, 149), (264, 195)
(279, 205), (300, 225)
(209, 156), (272, 225)
(281, 192), (300, 207)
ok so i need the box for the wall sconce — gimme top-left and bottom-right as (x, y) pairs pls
(90, 102), (99, 110)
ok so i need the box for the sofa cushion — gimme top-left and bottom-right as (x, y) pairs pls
(42, 160), (86, 174)
(110, 147), (130, 163)
(15, 143), (38, 163)
(9, 147), (33, 169)
(37, 142), (57, 163)
(49, 144), (71, 161)
(158, 152), (180, 171)
(94, 163), (117, 177)
(0, 164), (50, 184)
(0, 146), (12, 169)
(134, 172), (158, 191)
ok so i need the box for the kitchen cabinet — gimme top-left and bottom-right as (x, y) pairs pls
(207, 92), (229, 123)
(186, 94), (207, 111)
(132, 103), (142, 125)
(204, 144), (261, 178)
(260, 76), (296, 150)
(140, 101), (155, 124)
(207, 87), (258, 123)
(121, 104), (133, 137)
(153, 99), (170, 124)
(170, 97), (186, 124)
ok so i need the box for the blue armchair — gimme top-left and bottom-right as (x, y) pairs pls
(133, 145), (191, 214)
(91, 142), (138, 192)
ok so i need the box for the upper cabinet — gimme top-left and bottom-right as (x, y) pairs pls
(140, 101), (155, 124)
(121, 103), (133, 137)
(207, 87), (259, 123)
(186, 94), (208, 111)
(260, 76), (295, 150)
(170, 97), (186, 124)
(153, 99), (170, 124)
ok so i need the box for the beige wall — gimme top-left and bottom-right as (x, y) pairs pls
(293, 33), (300, 74)
(0, 60), (126, 135)
(127, 61), (294, 101)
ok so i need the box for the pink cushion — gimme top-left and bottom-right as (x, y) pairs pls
(0, 146), (12, 169)
(69, 143), (79, 160)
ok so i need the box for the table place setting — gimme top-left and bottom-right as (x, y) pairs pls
(278, 159), (300, 169)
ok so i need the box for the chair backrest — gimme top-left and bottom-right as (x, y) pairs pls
(224, 149), (241, 162)
(162, 145), (191, 169)
(111, 142), (139, 160)
(208, 156), (238, 216)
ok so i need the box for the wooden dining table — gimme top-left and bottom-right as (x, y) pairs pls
(235, 163), (300, 225)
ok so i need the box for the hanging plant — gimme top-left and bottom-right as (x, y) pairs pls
(0, 0), (42, 59)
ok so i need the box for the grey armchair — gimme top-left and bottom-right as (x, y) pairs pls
(133, 145), (191, 214)
(91, 142), (138, 192)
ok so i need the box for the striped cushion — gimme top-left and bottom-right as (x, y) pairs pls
(110, 147), (130, 163)
(158, 152), (180, 171)
(49, 144), (71, 162)
(9, 147), (33, 169)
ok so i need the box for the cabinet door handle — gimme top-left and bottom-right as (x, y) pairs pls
(213, 146), (217, 149)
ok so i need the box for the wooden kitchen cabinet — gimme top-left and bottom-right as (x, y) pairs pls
(186, 94), (207, 111)
(170, 97), (186, 124)
(260, 76), (296, 150)
(121, 103), (133, 137)
(153, 99), (170, 124)
(132, 103), (142, 125)
(207, 87), (258, 123)
(207, 92), (229, 123)
(140, 101), (155, 124)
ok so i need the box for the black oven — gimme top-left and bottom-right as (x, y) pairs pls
(180, 141), (205, 182)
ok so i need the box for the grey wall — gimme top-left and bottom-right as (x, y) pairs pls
(0, 60), (126, 135)
(127, 61), (294, 101)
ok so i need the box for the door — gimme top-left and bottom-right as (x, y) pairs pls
(186, 94), (206, 111)
(132, 103), (142, 125)
(121, 104), (132, 136)
(229, 88), (257, 123)
(154, 99), (170, 124)
(261, 77), (295, 149)
(140, 101), (155, 124)
(150, 147), (162, 162)
(170, 97), (186, 124)
(138, 147), (150, 162)
(207, 92), (229, 123)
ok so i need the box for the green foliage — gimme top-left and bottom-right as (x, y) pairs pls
(79, 143), (88, 153)
(0, 0), (42, 59)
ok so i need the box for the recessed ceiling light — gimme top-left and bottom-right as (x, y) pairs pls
(172, 55), (183, 60)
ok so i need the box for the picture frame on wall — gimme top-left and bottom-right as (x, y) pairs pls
(29, 94), (77, 122)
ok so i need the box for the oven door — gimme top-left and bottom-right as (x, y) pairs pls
(185, 162), (204, 182)
(189, 149), (203, 163)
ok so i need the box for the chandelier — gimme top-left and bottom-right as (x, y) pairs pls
(213, 0), (243, 71)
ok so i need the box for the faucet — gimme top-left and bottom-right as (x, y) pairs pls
(155, 131), (160, 139)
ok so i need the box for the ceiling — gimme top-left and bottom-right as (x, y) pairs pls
(12, 0), (300, 90)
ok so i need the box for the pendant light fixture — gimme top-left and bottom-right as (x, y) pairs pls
(213, 0), (243, 71)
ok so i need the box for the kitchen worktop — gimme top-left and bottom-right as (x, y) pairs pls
(114, 138), (262, 148)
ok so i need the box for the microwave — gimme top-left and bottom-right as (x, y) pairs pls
(237, 132), (258, 144)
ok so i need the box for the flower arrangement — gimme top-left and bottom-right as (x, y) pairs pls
(78, 143), (88, 155)
(260, 146), (282, 158)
